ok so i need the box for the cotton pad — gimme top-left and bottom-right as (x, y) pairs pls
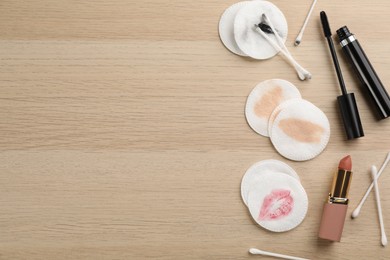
(218, 1), (250, 56)
(247, 172), (308, 232)
(241, 159), (300, 206)
(267, 98), (302, 138)
(234, 0), (288, 59)
(245, 79), (301, 137)
(270, 99), (330, 161)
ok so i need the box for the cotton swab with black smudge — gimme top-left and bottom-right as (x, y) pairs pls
(255, 14), (311, 80)
(261, 14), (312, 80)
(295, 0), (318, 46)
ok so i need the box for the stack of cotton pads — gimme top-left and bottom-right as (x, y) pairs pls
(245, 79), (330, 161)
(241, 160), (308, 232)
(218, 0), (288, 59)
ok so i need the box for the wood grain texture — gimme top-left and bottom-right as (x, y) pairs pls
(1, 0), (390, 259)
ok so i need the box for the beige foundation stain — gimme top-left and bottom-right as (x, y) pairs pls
(269, 110), (282, 127)
(279, 118), (325, 143)
(254, 86), (283, 118)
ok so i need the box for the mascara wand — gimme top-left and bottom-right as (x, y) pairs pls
(320, 11), (364, 139)
(320, 12), (347, 95)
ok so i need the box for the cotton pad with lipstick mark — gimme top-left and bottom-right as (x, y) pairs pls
(245, 79), (301, 137)
(247, 172), (308, 232)
(270, 99), (330, 161)
(234, 0), (288, 59)
(218, 1), (250, 56)
(241, 159), (300, 206)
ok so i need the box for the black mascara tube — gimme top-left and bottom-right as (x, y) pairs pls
(337, 26), (390, 119)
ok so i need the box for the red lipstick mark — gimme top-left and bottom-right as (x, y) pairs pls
(258, 189), (294, 221)
(338, 155), (352, 171)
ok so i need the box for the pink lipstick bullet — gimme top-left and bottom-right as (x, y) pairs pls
(319, 155), (353, 242)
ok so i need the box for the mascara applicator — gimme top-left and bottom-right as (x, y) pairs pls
(320, 11), (364, 139)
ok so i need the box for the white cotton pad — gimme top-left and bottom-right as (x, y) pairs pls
(234, 0), (288, 59)
(270, 99), (330, 161)
(245, 79), (301, 137)
(218, 1), (250, 56)
(267, 98), (302, 138)
(241, 159), (300, 206)
(247, 172), (308, 232)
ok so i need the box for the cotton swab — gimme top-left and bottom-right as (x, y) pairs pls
(295, 0), (318, 46)
(249, 248), (310, 260)
(255, 26), (308, 80)
(255, 15), (311, 80)
(371, 165), (388, 247)
(261, 14), (312, 80)
(352, 152), (390, 218)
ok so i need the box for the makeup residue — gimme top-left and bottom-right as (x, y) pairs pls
(258, 189), (293, 221)
(269, 110), (282, 127)
(254, 86), (283, 118)
(279, 118), (325, 143)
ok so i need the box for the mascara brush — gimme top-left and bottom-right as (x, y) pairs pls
(320, 11), (364, 139)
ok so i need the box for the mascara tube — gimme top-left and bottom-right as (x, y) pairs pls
(337, 26), (390, 119)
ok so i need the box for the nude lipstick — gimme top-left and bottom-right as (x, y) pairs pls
(319, 155), (353, 242)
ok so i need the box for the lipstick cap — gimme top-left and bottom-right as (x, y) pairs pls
(337, 93), (364, 139)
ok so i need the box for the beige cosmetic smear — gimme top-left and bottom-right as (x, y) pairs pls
(279, 118), (325, 143)
(245, 79), (301, 137)
(268, 98), (302, 137)
(270, 99), (330, 161)
(254, 86), (283, 118)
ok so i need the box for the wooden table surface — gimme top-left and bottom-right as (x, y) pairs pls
(1, 0), (390, 259)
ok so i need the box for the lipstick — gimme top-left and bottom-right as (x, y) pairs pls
(319, 155), (353, 242)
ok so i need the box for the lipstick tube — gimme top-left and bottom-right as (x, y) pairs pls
(319, 157), (352, 242)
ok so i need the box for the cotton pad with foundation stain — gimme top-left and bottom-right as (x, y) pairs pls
(247, 171), (308, 232)
(234, 0), (288, 59)
(218, 1), (250, 56)
(245, 79), (301, 137)
(270, 99), (330, 161)
(241, 159), (300, 206)
(267, 98), (302, 138)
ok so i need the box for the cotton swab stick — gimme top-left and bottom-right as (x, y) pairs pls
(249, 248), (310, 260)
(371, 165), (388, 247)
(255, 26), (309, 81)
(261, 14), (312, 80)
(352, 152), (390, 218)
(255, 15), (311, 80)
(295, 0), (318, 46)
